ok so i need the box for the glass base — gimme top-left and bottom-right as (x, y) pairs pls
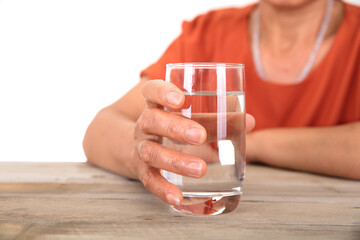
(171, 192), (241, 215)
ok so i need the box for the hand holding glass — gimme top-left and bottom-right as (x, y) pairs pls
(163, 63), (246, 215)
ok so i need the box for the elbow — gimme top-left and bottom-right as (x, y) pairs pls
(82, 129), (94, 165)
(82, 111), (102, 164)
(82, 134), (91, 163)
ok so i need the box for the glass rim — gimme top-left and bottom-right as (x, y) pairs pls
(166, 62), (244, 69)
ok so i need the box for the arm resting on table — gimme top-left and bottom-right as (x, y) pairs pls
(247, 121), (360, 180)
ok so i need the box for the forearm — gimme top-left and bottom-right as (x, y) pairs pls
(83, 107), (137, 179)
(247, 122), (360, 180)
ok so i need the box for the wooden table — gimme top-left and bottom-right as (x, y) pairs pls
(0, 163), (359, 240)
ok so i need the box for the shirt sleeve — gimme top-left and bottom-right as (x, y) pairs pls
(140, 8), (234, 80)
(140, 34), (184, 80)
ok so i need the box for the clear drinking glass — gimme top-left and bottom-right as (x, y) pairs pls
(163, 63), (246, 215)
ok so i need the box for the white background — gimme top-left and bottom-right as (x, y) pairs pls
(0, 0), (359, 163)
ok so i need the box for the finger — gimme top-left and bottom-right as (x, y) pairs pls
(246, 114), (255, 132)
(138, 140), (207, 178)
(141, 80), (185, 109)
(138, 166), (183, 206)
(193, 112), (255, 140)
(139, 108), (207, 145)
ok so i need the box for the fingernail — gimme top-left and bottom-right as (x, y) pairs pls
(166, 91), (182, 106)
(186, 128), (205, 144)
(188, 162), (202, 177)
(166, 193), (180, 206)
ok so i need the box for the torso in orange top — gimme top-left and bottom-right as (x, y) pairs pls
(141, 3), (360, 131)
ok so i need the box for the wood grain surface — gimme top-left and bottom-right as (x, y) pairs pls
(0, 162), (359, 240)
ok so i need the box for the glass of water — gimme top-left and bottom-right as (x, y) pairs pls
(163, 63), (246, 215)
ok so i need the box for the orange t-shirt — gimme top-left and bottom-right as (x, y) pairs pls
(141, 3), (360, 131)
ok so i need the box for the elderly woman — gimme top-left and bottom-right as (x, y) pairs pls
(83, 0), (360, 206)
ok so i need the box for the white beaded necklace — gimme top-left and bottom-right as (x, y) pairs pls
(252, 0), (334, 83)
